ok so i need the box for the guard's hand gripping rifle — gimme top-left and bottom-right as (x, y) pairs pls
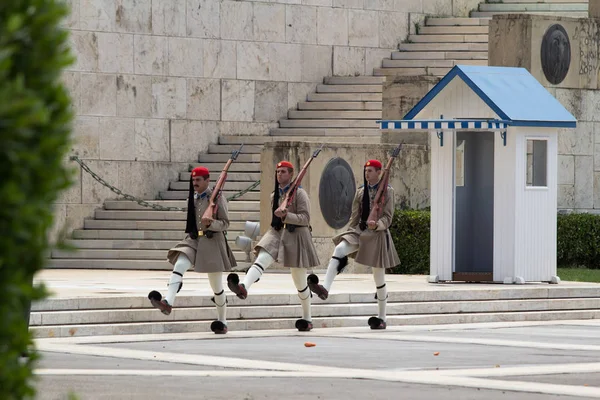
(366, 142), (403, 228)
(275, 144), (324, 215)
(201, 144), (243, 226)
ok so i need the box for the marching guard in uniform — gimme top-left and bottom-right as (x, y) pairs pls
(227, 160), (321, 332)
(307, 159), (400, 330)
(148, 166), (237, 334)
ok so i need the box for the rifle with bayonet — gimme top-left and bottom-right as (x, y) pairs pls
(201, 144), (243, 227)
(366, 142), (403, 228)
(275, 144), (324, 217)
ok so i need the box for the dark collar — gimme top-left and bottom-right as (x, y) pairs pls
(367, 181), (380, 191)
(278, 183), (291, 196)
(194, 189), (209, 200)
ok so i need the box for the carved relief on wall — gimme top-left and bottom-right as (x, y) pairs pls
(319, 157), (356, 229)
(541, 24), (571, 84)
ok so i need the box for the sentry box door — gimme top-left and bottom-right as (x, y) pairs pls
(453, 131), (494, 282)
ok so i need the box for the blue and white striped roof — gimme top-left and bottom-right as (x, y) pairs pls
(379, 119), (509, 130)
(398, 65), (576, 128)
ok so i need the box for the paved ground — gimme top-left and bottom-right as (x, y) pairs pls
(34, 320), (600, 399)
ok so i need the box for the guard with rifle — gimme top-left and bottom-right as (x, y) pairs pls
(307, 145), (402, 330)
(227, 146), (322, 332)
(148, 145), (242, 334)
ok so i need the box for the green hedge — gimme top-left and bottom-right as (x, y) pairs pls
(0, 1), (74, 398)
(389, 210), (430, 274)
(557, 213), (600, 268)
(389, 211), (600, 274)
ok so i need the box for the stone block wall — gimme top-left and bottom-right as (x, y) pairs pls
(489, 14), (600, 213)
(551, 88), (600, 211)
(53, 0), (476, 238)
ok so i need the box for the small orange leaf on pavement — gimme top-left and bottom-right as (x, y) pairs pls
(304, 342), (316, 347)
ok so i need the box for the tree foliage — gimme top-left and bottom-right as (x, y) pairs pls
(0, 1), (74, 398)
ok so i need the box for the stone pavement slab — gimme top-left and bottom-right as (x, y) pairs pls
(34, 320), (600, 399)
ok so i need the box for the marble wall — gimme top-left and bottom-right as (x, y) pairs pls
(53, 0), (475, 238)
(489, 14), (600, 213)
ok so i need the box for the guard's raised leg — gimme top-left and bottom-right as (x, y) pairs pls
(228, 250), (274, 299)
(308, 240), (358, 300)
(149, 253), (192, 315)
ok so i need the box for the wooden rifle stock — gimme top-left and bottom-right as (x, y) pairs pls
(276, 144), (324, 214)
(366, 142), (403, 225)
(202, 144), (243, 222)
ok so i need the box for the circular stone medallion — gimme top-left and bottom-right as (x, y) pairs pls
(541, 24), (571, 85)
(319, 158), (356, 229)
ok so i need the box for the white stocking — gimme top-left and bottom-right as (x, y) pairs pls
(323, 240), (359, 292)
(242, 250), (275, 291)
(373, 267), (387, 322)
(165, 253), (193, 306)
(208, 272), (226, 324)
(291, 268), (311, 321)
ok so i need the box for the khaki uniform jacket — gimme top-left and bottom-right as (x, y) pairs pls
(332, 185), (400, 269)
(254, 187), (320, 268)
(167, 188), (237, 273)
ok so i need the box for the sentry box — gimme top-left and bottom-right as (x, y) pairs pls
(379, 66), (576, 284)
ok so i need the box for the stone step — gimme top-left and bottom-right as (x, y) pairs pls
(84, 220), (247, 231)
(64, 238), (245, 250)
(316, 84), (382, 93)
(65, 239), (180, 250)
(487, 0), (585, 3)
(323, 76), (386, 85)
(307, 92), (382, 102)
(104, 200), (259, 211)
(187, 162), (260, 172)
(425, 17), (490, 26)
(382, 59), (487, 68)
(160, 190), (261, 201)
(46, 259), (172, 269)
(198, 153), (261, 163)
(94, 209), (260, 221)
(279, 119), (379, 129)
(297, 101), (382, 111)
(408, 34), (488, 43)
(383, 59), (453, 68)
(33, 285), (600, 312)
(31, 297), (600, 326)
(374, 67), (451, 77)
(51, 248), (248, 260)
(179, 171), (261, 181)
(169, 180), (260, 191)
(45, 258), (252, 271)
(478, 2), (588, 12)
(287, 110), (382, 120)
(208, 144), (263, 154)
(471, 10), (588, 17)
(419, 26), (489, 35)
(30, 309), (600, 338)
(391, 51), (488, 60)
(270, 128), (381, 137)
(72, 229), (244, 240)
(218, 134), (381, 145)
(398, 42), (488, 52)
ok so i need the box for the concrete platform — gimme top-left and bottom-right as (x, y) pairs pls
(31, 270), (600, 338)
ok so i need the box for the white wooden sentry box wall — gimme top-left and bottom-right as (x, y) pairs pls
(380, 65), (577, 284)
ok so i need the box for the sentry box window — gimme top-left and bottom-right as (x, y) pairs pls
(526, 139), (548, 188)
